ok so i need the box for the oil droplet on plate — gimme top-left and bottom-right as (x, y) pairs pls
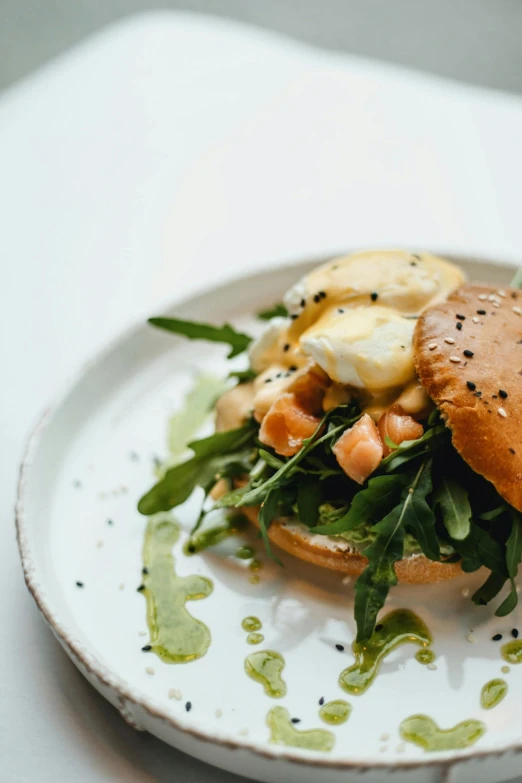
(415, 648), (436, 665)
(319, 699), (352, 726)
(480, 679), (508, 710)
(247, 633), (264, 645)
(245, 650), (287, 698)
(400, 715), (485, 752)
(267, 706), (335, 752)
(242, 616), (262, 632)
(501, 639), (522, 664)
(339, 609), (432, 695)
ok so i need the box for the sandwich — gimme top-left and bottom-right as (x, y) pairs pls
(138, 250), (522, 642)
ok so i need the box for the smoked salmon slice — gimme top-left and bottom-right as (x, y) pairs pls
(378, 405), (424, 457)
(333, 413), (383, 484)
(259, 392), (321, 457)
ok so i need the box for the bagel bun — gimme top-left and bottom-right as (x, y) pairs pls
(240, 505), (463, 584)
(414, 283), (522, 512)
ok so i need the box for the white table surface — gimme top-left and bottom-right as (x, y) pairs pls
(2, 11), (522, 782)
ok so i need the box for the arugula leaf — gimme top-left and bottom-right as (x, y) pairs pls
(354, 503), (406, 642)
(148, 317), (252, 359)
(258, 489), (283, 564)
(496, 510), (522, 616)
(237, 414), (351, 507)
(402, 460), (440, 561)
(138, 424), (256, 515)
(434, 476), (472, 541)
(310, 475), (403, 535)
(297, 481), (323, 528)
(470, 524), (508, 576)
(380, 425), (449, 472)
(472, 572), (507, 606)
(257, 303), (289, 320)
(258, 449), (286, 470)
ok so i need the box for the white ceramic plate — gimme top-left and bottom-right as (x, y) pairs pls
(17, 254), (522, 783)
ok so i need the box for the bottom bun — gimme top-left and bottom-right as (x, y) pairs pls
(240, 505), (462, 585)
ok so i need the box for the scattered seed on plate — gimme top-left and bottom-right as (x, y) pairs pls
(428, 343), (438, 350)
(335, 644), (345, 652)
(427, 663), (437, 671)
(462, 587), (470, 597)
(512, 628), (519, 638)
(501, 665), (510, 674)
(380, 732), (390, 742)
(492, 633), (503, 641)
(319, 697), (325, 705)
(96, 539), (104, 549)
(239, 728), (249, 736)
(137, 584), (145, 592)
(119, 583), (125, 590)
(498, 408), (507, 418)
(341, 575), (352, 585)
(291, 718), (301, 724)
(146, 667), (155, 675)
(396, 743), (406, 753)
(185, 701), (192, 712)
(379, 746), (388, 753)
(138, 630), (147, 636)
(142, 645), (152, 652)
(107, 519), (114, 526)
(169, 688), (182, 700)
(444, 337), (455, 344)
(76, 581), (84, 588)
(215, 708), (223, 717)
(466, 632), (476, 644)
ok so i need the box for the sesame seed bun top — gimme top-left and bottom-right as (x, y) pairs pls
(413, 283), (522, 511)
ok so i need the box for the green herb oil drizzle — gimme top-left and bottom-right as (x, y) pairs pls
(245, 650), (287, 698)
(319, 700), (352, 725)
(480, 679), (508, 710)
(400, 715), (486, 752)
(142, 514), (213, 663)
(267, 706), (335, 751)
(339, 609), (432, 695)
(501, 639), (522, 664)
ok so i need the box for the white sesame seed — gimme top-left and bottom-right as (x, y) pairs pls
(462, 587), (470, 597)
(478, 294), (488, 301)
(466, 632), (476, 644)
(427, 663), (437, 671)
(492, 301), (500, 308)
(342, 575), (352, 585)
(449, 356), (461, 363)
(396, 742), (406, 753)
(498, 289), (507, 298)
(169, 688), (182, 700)
(96, 539), (104, 549)
(215, 708), (223, 718)
(138, 631), (147, 636)
(119, 583), (125, 590)
(501, 666), (510, 674)
(472, 316), (480, 323)
(380, 733), (391, 741)
(498, 408), (507, 418)
(428, 343), (438, 350)
(239, 728), (249, 737)
(146, 667), (155, 675)
(488, 294), (500, 303)
(444, 337), (455, 344)
(513, 306), (522, 315)
(379, 745), (388, 753)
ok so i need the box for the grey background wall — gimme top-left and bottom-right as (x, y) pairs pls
(1, 0), (521, 94)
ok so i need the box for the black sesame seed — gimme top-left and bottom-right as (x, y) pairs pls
(300, 298), (306, 308)
(187, 544), (196, 553)
(370, 292), (378, 302)
(264, 378), (272, 383)
(410, 261), (417, 267)
(477, 309), (486, 315)
(137, 584), (145, 592)
(185, 701), (192, 712)
(492, 394), (498, 399)
(318, 697), (325, 706)
(276, 372), (283, 379)
(283, 343), (290, 352)
(142, 567), (149, 575)
(289, 365), (297, 372)
(107, 519), (114, 526)
(456, 322), (462, 330)
(463, 350), (474, 358)
(290, 314), (298, 320)
(492, 633), (503, 641)
(76, 581), (84, 588)
(291, 718), (301, 724)
(375, 624), (383, 632)
(456, 314), (466, 320)
(474, 391), (482, 397)
(313, 294), (321, 303)
(412, 253), (421, 260)
(335, 644), (345, 652)
(129, 451), (139, 461)
(142, 644), (152, 651)
(337, 308), (345, 314)
(319, 291), (327, 299)
(510, 448), (516, 455)
(499, 390), (508, 399)
(512, 628), (519, 638)
(73, 480), (82, 489)
(466, 381), (476, 391)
